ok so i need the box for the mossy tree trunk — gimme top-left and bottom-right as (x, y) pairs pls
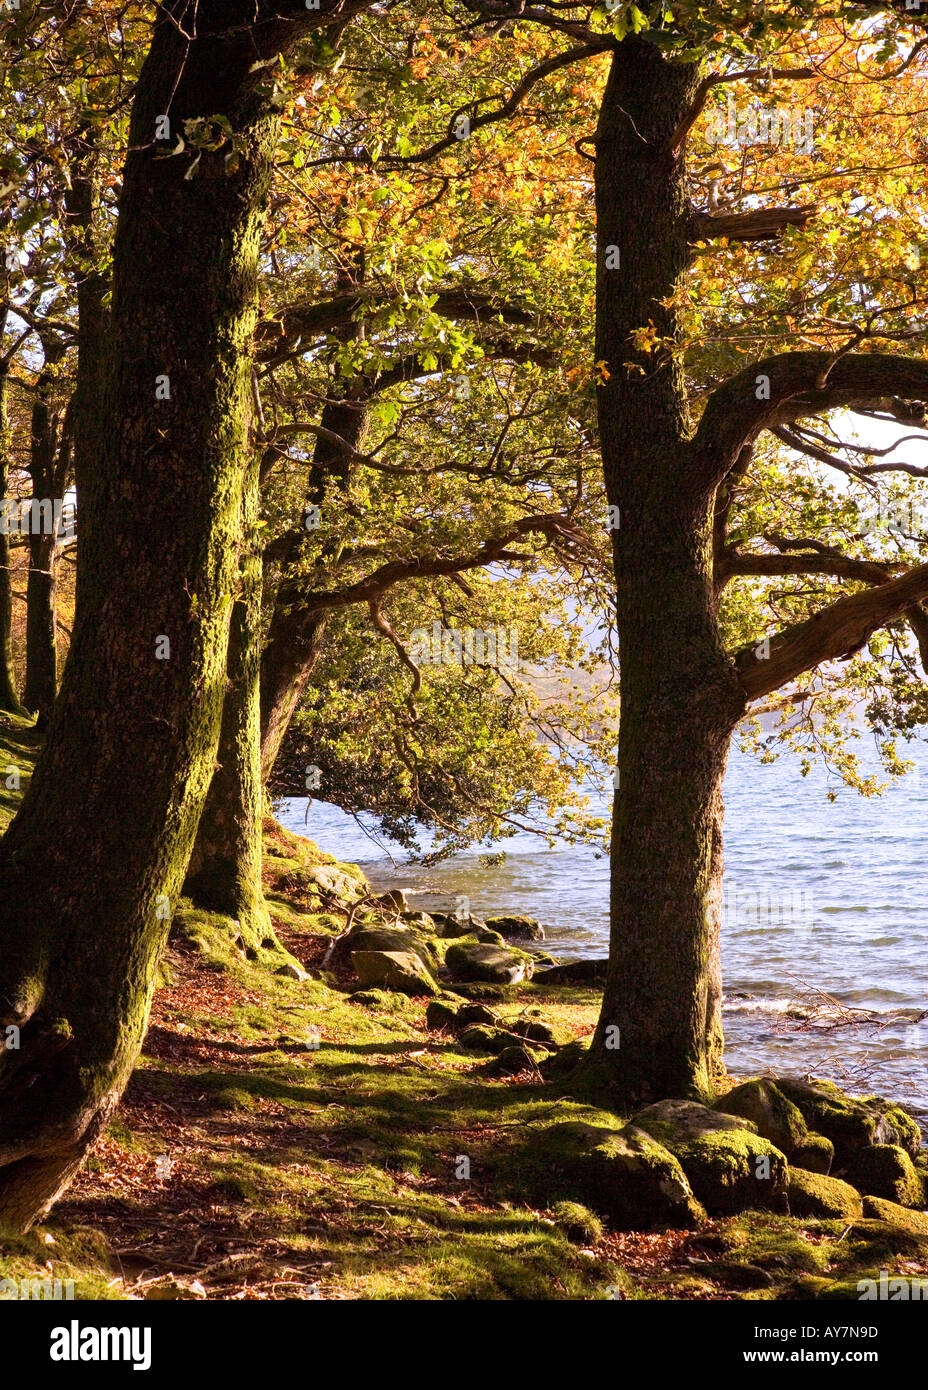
(0, 0), (338, 1232)
(183, 448), (272, 947)
(0, 336), (24, 715)
(583, 40), (746, 1109)
(259, 390), (369, 779)
(23, 343), (67, 717)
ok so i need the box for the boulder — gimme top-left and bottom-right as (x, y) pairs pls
(484, 914), (545, 942)
(425, 999), (461, 1031)
(845, 1144), (925, 1208)
(475, 929), (506, 946)
(510, 1018), (558, 1048)
(459, 1024), (522, 1054)
(351, 949), (439, 997)
(713, 1079), (808, 1155)
(483, 1045), (543, 1077)
(444, 941), (534, 985)
(532, 1119), (706, 1231)
(533, 958), (607, 985)
(372, 889), (408, 913)
(775, 1077), (922, 1162)
(432, 913), (486, 938)
(862, 1196), (928, 1236)
(632, 1100), (789, 1215)
(276, 961), (309, 982)
(458, 1002), (500, 1027)
(346, 925), (437, 971)
(792, 1133), (835, 1175)
(402, 911), (436, 933)
(787, 1168), (863, 1220)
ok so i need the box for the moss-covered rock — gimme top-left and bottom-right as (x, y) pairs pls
(350, 949), (439, 997)
(714, 1079), (808, 1155)
(792, 1133), (834, 1175)
(533, 958), (607, 985)
(483, 1044), (543, 1076)
(550, 1200), (604, 1245)
(475, 929), (507, 946)
(425, 999), (460, 1031)
(529, 1120), (706, 1231)
(632, 1100), (789, 1215)
(775, 1077), (922, 1162)
(346, 925), (437, 971)
(787, 1168), (863, 1220)
(510, 1018), (559, 1048)
(484, 914), (545, 942)
(444, 941), (534, 985)
(845, 1144), (925, 1207)
(861, 1196), (928, 1235)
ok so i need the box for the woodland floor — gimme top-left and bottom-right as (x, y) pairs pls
(1, 715), (927, 1300)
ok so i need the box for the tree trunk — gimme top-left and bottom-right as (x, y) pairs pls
(184, 449), (271, 946)
(583, 40), (745, 1108)
(0, 1), (322, 1232)
(259, 391), (369, 777)
(22, 344), (66, 716)
(0, 353), (23, 715)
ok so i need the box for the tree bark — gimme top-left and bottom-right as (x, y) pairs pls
(583, 40), (745, 1108)
(183, 448), (271, 946)
(0, 346), (24, 715)
(259, 390), (369, 777)
(0, 0), (330, 1231)
(22, 349), (65, 716)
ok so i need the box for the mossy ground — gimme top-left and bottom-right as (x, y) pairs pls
(1, 731), (926, 1299)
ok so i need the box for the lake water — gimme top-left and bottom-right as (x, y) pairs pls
(277, 741), (928, 1126)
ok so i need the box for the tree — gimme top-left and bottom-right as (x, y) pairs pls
(0, 0), (376, 1233)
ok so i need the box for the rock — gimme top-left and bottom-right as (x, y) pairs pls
(533, 958), (607, 985)
(425, 999), (460, 1031)
(775, 1077), (922, 1163)
(458, 1024), (521, 1053)
(432, 913), (485, 938)
(346, 925), (437, 971)
(862, 1196), (928, 1236)
(787, 1168), (863, 1220)
(305, 862), (364, 902)
(532, 1120), (706, 1231)
(484, 914), (545, 942)
(444, 942), (534, 985)
(510, 1018), (558, 1047)
(483, 1045), (542, 1076)
(550, 1200), (603, 1246)
(633, 1100), (789, 1215)
(714, 1079), (808, 1155)
(792, 1133), (835, 1175)
(351, 949), (439, 997)
(844, 1144), (925, 1207)
(349, 988), (400, 1009)
(457, 1002), (500, 1026)
(475, 929), (506, 946)
(276, 961), (309, 982)
(402, 911), (436, 933)
(373, 889), (408, 913)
